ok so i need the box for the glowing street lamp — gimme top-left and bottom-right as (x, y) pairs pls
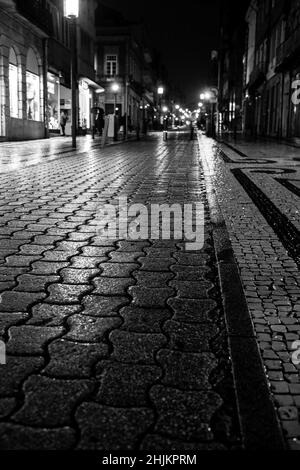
(157, 86), (165, 131)
(111, 82), (120, 141)
(64, 0), (79, 148)
(64, 0), (79, 18)
(175, 104), (180, 110)
(162, 106), (168, 113)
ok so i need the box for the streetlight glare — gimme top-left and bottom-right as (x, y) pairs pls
(158, 87), (164, 95)
(175, 104), (180, 110)
(200, 93), (205, 100)
(64, 0), (79, 18)
(162, 106), (168, 113)
(111, 83), (120, 93)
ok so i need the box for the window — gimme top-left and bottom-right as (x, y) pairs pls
(106, 55), (118, 76)
(26, 48), (40, 121)
(9, 48), (19, 118)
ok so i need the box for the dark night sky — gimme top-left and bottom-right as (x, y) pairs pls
(100, 0), (221, 105)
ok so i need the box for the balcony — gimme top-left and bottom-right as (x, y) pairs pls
(15, 0), (53, 36)
(249, 62), (267, 90)
(276, 25), (300, 70)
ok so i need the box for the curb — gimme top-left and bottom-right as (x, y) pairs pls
(197, 133), (286, 450)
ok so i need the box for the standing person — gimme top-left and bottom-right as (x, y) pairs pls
(60, 111), (67, 136)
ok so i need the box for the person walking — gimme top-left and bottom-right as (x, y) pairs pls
(60, 111), (67, 136)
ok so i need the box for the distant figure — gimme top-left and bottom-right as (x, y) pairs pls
(95, 108), (105, 135)
(60, 111), (67, 136)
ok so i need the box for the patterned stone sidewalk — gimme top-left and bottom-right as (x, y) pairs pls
(0, 133), (240, 450)
(201, 134), (300, 450)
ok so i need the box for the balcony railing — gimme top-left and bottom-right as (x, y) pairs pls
(276, 24), (300, 69)
(15, 0), (53, 35)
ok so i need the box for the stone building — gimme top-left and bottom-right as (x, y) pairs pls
(244, 0), (300, 141)
(0, 0), (102, 141)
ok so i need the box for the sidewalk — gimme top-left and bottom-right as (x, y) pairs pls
(200, 132), (300, 449)
(0, 133), (137, 174)
(218, 134), (300, 164)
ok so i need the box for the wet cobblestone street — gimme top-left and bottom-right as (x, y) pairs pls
(0, 132), (240, 450)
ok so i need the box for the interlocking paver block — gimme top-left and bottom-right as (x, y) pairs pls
(82, 295), (129, 317)
(96, 360), (161, 407)
(46, 284), (92, 304)
(15, 274), (59, 292)
(43, 339), (109, 378)
(0, 357), (44, 395)
(12, 376), (94, 427)
(76, 403), (154, 450)
(129, 286), (174, 308)
(28, 304), (80, 326)
(66, 314), (122, 342)
(110, 330), (167, 364)
(163, 320), (218, 353)
(0, 292), (46, 313)
(92, 277), (135, 296)
(120, 306), (172, 333)
(150, 385), (222, 441)
(99, 263), (139, 278)
(6, 326), (64, 355)
(60, 268), (100, 284)
(0, 313), (28, 337)
(168, 298), (217, 324)
(132, 271), (174, 287)
(0, 424), (76, 450)
(157, 349), (217, 390)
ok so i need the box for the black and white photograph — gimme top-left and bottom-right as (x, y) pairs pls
(0, 0), (300, 459)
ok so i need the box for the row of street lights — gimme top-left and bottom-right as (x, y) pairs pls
(64, 0), (190, 147)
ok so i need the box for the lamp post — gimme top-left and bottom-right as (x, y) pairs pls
(200, 90), (216, 137)
(64, 0), (79, 149)
(111, 82), (120, 141)
(157, 86), (164, 131)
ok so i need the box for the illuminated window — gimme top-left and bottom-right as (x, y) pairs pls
(106, 55), (118, 76)
(26, 48), (40, 121)
(9, 48), (20, 118)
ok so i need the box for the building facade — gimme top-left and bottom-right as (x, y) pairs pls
(244, 0), (300, 141)
(94, 3), (158, 133)
(0, 0), (101, 141)
(0, 0), (50, 140)
(218, 0), (249, 135)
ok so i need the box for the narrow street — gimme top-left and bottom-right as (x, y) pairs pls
(0, 131), (299, 450)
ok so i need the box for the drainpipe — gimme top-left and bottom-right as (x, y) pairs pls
(43, 37), (49, 139)
(124, 38), (129, 140)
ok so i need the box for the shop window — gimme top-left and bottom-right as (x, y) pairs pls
(26, 48), (40, 121)
(9, 48), (20, 118)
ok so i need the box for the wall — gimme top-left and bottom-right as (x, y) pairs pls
(0, 7), (45, 140)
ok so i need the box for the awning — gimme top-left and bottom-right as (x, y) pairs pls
(79, 77), (105, 93)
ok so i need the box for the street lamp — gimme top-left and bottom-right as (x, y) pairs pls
(111, 82), (120, 141)
(157, 86), (164, 131)
(64, 0), (79, 148)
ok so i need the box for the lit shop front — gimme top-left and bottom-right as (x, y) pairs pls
(47, 72), (72, 135)
(78, 78), (104, 133)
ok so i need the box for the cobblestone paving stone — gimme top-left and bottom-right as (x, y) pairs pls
(0, 132), (241, 450)
(201, 135), (300, 450)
